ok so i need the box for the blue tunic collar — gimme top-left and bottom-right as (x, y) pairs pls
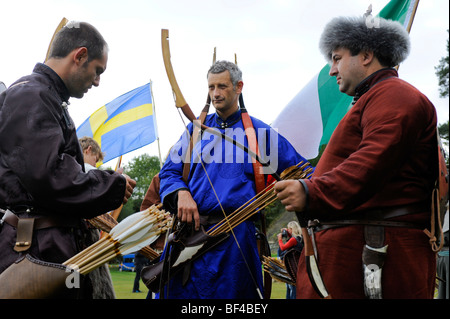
(213, 109), (242, 129)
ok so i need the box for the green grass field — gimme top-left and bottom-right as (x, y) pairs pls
(110, 265), (441, 299)
(109, 265), (288, 299)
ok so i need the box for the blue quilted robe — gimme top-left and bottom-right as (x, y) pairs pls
(158, 110), (310, 298)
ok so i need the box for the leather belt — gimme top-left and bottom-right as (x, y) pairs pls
(1, 209), (80, 230)
(309, 202), (429, 232)
(1, 209), (80, 253)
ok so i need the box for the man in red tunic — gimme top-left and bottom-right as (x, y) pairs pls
(275, 16), (438, 298)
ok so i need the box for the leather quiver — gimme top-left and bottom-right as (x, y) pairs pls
(141, 225), (229, 292)
(0, 254), (80, 299)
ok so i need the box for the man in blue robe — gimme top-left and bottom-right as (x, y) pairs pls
(158, 60), (312, 299)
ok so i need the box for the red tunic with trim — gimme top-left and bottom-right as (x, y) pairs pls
(297, 68), (438, 299)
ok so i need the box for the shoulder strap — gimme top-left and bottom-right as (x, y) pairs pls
(240, 108), (265, 193)
(239, 95), (272, 298)
(182, 101), (210, 183)
(182, 97), (266, 195)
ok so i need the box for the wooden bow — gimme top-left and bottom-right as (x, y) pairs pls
(44, 17), (68, 62)
(161, 29), (197, 123)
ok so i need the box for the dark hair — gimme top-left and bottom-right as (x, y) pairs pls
(48, 21), (108, 62)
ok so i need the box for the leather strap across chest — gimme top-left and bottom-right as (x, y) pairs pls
(240, 109), (265, 193)
(182, 103), (266, 194)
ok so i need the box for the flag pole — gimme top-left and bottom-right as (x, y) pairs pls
(114, 156), (123, 171)
(150, 80), (163, 169)
(406, 0), (420, 33)
(395, 0), (420, 71)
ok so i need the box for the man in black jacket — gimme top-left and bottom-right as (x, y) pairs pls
(0, 22), (135, 296)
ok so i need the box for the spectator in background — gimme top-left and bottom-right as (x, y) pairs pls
(277, 221), (303, 299)
(133, 252), (149, 293)
(79, 136), (105, 172)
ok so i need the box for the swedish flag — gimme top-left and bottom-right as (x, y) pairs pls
(77, 83), (157, 164)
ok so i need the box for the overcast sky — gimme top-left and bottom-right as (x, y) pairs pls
(1, 0), (448, 166)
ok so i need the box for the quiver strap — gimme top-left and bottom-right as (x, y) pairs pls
(182, 102), (209, 183)
(0, 254), (81, 299)
(141, 225), (229, 293)
(241, 109), (265, 193)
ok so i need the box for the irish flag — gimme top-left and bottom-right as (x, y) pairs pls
(271, 0), (420, 162)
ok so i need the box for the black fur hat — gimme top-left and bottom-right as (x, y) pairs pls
(319, 16), (410, 68)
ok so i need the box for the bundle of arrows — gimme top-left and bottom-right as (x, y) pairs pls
(64, 204), (172, 275)
(262, 256), (295, 285)
(207, 161), (313, 236)
(88, 209), (162, 260)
